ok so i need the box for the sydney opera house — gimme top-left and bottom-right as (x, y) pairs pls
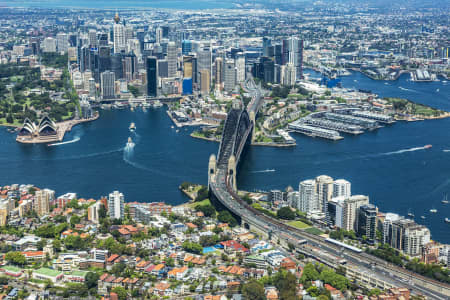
(16, 116), (60, 143)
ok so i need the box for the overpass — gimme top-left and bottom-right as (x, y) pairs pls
(207, 76), (450, 299)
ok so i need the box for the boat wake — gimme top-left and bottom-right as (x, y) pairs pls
(443, 150), (450, 152)
(398, 86), (417, 93)
(251, 169), (276, 173)
(380, 146), (428, 156)
(48, 136), (81, 146)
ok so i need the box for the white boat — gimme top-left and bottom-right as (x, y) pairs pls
(129, 122), (136, 132)
(152, 100), (163, 108)
(429, 208), (437, 213)
(445, 218), (450, 223)
(442, 194), (449, 204)
(142, 102), (151, 108)
(421, 216), (426, 219)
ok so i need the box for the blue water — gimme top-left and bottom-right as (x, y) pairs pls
(4, 0), (234, 9)
(0, 71), (449, 243)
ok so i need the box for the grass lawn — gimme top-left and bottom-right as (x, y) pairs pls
(287, 220), (311, 229)
(304, 227), (324, 236)
(188, 198), (211, 208)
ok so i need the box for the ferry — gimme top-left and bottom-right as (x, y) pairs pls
(407, 212), (415, 218)
(445, 218), (450, 223)
(442, 194), (449, 204)
(129, 123), (136, 132)
(429, 208), (437, 213)
(424, 144), (432, 149)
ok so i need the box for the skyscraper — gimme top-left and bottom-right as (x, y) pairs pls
(88, 29), (97, 48)
(316, 175), (333, 224)
(146, 57), (158, 97)
(197, 48), (211, 80)
(56, 33), (68, 54)
(108, 191), (124, 219)
(200, 69), (210, 94)
(214, 57), (223, 90)
(298, 179), (317, 213)
(182, 40), (192, 55)
(167, 41), (177, 77)
(235, 53), (246, 83)
(113, 13), (125, 54)
(333, 179), (351, 198)
(101, 71), (115, 99)
(358, 204), (377, 244)
(224, 59), (236, 93)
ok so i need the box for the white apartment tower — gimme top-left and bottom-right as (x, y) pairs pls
(108, 191), (124, 219)
(333, 179), (351, 198)
(298, 179), (317, 213)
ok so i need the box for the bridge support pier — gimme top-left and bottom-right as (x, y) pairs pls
(208, 154), (216, 190)
(227, 155), (237, 191)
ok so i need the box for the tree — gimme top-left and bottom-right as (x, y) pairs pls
(52, 239), (62, 252)
(85, 272), (99, 289)
(5, 252), (26, 266)
(273, 269), (298, 300)
(195, 186), (209, 202)
(277, 207), (296, 220)
(70, 215), (81, 228)
(182, 241), (203, 254)
(112, 286), (128, 300)
(217, 210), (238, 227)
(242, 280), (266, 300)
(242, 193), (253, 205)
(195, 204), (216, 217)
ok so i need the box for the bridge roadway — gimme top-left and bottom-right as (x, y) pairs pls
(208, 76), (450, 299)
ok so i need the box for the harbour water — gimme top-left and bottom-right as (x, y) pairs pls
(0, 71), (449, 243)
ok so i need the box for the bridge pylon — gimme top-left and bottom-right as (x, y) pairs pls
(208, 154), (216, 190)
(249, 111), (256, 143)
(227, 155), (237, 191)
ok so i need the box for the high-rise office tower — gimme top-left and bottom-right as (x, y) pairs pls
(98, 33), (109, 46)
(101, 71), (115, 99)
(183, 55), (197, 83)
(333, 179), (351, 198)
(125, 25), (134, 44)
(235, 53), (246, 83)
(197, 48), (211, 75)
(167, 41), (177, 77)
(43, 37), (57, 53)
(262, 37), (271, 57)
(199, 69), (210, 94)
(358, 204), (377, 244)
(108, 191), (124, 219)
(56, 33), (68, 54)
(111, 53), (123, 80)
(146, 57), (158, 97)
(298, 179), (317, 213)
(155, 27), (163, 44)
(283, 37), (303, 79)
(263, 58), (274, 83)
(98, 46), (111, 73)
(214, 57), (223, 90)
(158, 60), (169, 78)
(224, 59), (236, 93)
(316, 175), (334, 224)
(274, 44), (283, 65)
(113, 13), (125, 54)
(88, 29), (97, 47)
(182, 40), (192, 55)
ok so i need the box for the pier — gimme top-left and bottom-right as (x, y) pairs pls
(288, 122), (343, 140)
(303, 117), (364, 135)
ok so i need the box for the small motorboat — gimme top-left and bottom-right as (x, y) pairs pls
(129, 122), (136, 132)
(424, 144), (432, 149)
